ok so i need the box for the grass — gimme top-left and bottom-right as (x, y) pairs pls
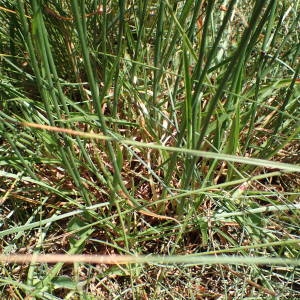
(0, 0), (299, 298)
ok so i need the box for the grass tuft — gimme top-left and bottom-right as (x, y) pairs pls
(1, 0), (300, 298)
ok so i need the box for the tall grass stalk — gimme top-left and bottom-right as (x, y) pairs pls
(1, 0), (299, 298)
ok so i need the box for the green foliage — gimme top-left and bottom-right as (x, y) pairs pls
(0, 0), (299, 298)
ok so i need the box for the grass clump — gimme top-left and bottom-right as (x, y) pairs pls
(0, 0), (299, 299)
